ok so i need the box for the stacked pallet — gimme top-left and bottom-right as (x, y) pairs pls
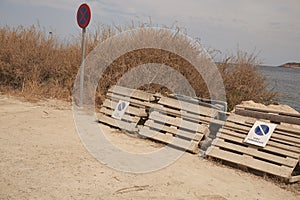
(139, 96), (220, 153)
(205, 113), (300, 182)
(97, 85), (156, 132)
(235, 105), (300, 125)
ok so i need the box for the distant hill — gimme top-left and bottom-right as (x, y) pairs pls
(279, 62), (300, 68)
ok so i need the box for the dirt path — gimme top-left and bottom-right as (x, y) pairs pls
(0, 96), (299, 199)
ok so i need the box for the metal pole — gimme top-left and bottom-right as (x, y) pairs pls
(79, 28), (86, 107)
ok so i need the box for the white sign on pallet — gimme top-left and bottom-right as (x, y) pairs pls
(244, 121), (277, 147)
(112, 100), (130, 120)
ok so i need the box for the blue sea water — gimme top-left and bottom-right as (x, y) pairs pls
(257, 65), (300, 112)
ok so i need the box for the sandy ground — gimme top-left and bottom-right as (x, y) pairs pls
(0, 95), (299, 200)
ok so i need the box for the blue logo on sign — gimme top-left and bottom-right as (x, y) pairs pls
(254, 125), (270, 136)
(117, 102), (126, 111)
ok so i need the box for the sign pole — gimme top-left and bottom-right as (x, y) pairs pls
(79, 28), (86, 107)
(76, 3), (91, 107)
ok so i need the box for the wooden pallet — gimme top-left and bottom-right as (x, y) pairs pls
(138, 95), (227, 153)
(153, 96), (224, 125)
(97, 85), (155, 132)
(139, 110), (209, 153)
(205, 113), (300, 183)
(235, 105), (300, 125)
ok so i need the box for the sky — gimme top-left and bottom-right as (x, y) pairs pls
(0, 0), (299, 66)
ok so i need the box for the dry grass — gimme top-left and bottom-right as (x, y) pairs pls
(0, 24), (277, 110)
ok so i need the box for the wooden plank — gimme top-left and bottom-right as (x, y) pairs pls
(205, 146), (293, 178)
(289, 175), (300, 183)
(273, 129), (300, 140)
(158, 97), (218, 118)
(228, 113), (300, 135)
(149, 111), (205, 133)
(98, 113), (138, 132)
(212, 138), (298, 167)
(235, 108), (300, 125)
(217, 129), (300, 159)
(268, 137), (300, 151)
(236, 105), (300, 118)
(139, 127), (199, 153)
(224, 121), (300, 146)
(144, 120), (206, 141)
(99, 107), (140, 123)
(108, 85), (155, 101)
(102, 99), (147, 117)
(107, 92), (152, 108)
(151, 105), (224, 126)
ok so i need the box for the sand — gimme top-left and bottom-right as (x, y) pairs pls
(0, 95), (299, 199)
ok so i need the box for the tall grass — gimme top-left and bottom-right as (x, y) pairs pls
(0, 24), (277, 110)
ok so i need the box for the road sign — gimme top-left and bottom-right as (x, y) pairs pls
(77, 3), (91, 29)
(244, 121), (277, 147)
(112, 101), (130, 120)
(76, 3), (91, 106)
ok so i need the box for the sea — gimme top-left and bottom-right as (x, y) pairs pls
(257, 65), (300, 112)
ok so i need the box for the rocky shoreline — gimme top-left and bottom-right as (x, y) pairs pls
(279, 62), (300, 68)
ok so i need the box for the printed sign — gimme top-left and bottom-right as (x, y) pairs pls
(112, 100), (130, 120)
(244, 121), (277, 147)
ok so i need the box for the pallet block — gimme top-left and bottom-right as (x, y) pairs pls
(205, 113), (300, 182)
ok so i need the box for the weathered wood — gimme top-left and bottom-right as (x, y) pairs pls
(235, 108), (300, 125)
(236, 105), (300, 118)
(144, 120), (206, 141)
(158, 97), (218, 118)
(107, 92), (152, 108)
(289, 175), (300, 183)
(206, 146), (293, 178)
(206, 111), (300, 182)
(151, 104), (224, 125)
(108, 85), (156, 101)
(99, 107), (140, 123)
(218, 128), (300, 156)
(228, 114), (300, 135)
(224, 121), (300, 147)
(102, 99), (147, 117)
(97, 113), (138, 132)
(139, 127), (199, 153)
(212, 138), (297, 167)
(148, 111), (207, 133)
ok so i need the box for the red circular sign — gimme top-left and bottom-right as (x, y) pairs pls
(77, 3), (91, 29)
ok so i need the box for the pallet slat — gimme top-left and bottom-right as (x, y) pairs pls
(144, 120), (206, 141)
(107, 92), (152, 108)
(217, 131), (300, 159)
(212, 138), (297, 167)
(97, 113), (138, 132)
(139, 127), (199, 153)
(158, 97), (218, 118)
(108, 85), (156, 102)
(149, 111), (206, 133)
(102, 99), (147, 117)
(99, 107), (140, 123)
(206, 146), (293, 178)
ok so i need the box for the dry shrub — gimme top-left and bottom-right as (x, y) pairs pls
(0, 25), (81, 99)
(218, 51), (277, 110)
(0, 24), (277, 110)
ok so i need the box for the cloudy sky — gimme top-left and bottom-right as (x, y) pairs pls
(0, 0), (299, 65)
